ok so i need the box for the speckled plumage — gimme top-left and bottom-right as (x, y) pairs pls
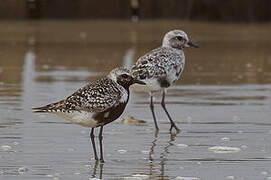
(33, 68), (134, 127)
(132, 46), (185, 91)
(131, 30), (198, 131)
(37, 78), (123, 112)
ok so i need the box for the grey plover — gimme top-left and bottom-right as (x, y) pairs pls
(33, 67), (145, 162)
(131, 30), (198, 132)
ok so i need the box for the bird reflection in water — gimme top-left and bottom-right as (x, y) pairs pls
(89, 131), (178, 179)
(148, 131), (158, 176)
(148, 131), (178, 178)
(91, 161), (104, 179)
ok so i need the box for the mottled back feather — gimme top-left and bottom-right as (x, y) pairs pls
(33, 78), (122, 113)
(132, 47), (184, 81)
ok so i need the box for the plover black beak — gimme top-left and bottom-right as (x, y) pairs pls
(133, 79), (146, 85)
(187, 41), (199, 48)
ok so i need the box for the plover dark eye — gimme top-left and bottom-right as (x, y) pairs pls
(121, 74), (129, 79)
(176, 36), (183, 41)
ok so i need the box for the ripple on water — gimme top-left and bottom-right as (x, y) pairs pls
(221, 137), (230, 141)
(140, 150), (149, 154)
(175, 177), (201, 180)
(208, 146), (241, 153)
(175, 143), (189, 148)
(118, 149), (127, 154)
(261, 171), (268, 175)
(226, 176), (235, 179)
(18, 166), (28, 173)
(0, 145), (12, 151)
(123, 174), (149, 180)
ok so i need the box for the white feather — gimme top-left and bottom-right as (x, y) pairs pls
(54, 111), (98, 127)
(118, 85), (129, 103)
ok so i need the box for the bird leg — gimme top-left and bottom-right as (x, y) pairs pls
(90, 128), (98, 161)
(161, 89), (180, 132)
(98, 126), (104, 163)
(150, 93), (159, 131)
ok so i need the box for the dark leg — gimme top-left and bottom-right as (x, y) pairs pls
(90, 128), (98, 161)
(99, 126), (104, 163)
(161, 89), (180, 132)
(150, 93), (159, 131)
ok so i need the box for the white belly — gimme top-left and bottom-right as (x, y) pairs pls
(144, 78), (164, 92)
(54, 111), (98, 127)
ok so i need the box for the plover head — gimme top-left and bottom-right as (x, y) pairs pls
(108, 67), (145, 88)
(162, 30), (199, 50)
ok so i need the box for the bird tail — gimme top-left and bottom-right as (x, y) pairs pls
(32, 104), (54, 113)
(32, 100), (65, 113)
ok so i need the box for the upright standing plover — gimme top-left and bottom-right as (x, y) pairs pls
(131, 30), (198, 132)
(33, 67), (145, 162)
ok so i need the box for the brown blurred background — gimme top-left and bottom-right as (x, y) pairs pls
(1, 0), (271, 22)
(0, 0), (271, 93)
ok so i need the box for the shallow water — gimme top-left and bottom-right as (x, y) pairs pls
(0, 20), (271, 180)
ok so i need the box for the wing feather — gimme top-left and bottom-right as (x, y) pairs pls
(132, 47), (183, 80)
(33, 78), (121, 113)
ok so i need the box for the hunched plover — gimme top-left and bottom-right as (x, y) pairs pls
(33, 67), (145, 162)
(131, 30), (198, 132)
